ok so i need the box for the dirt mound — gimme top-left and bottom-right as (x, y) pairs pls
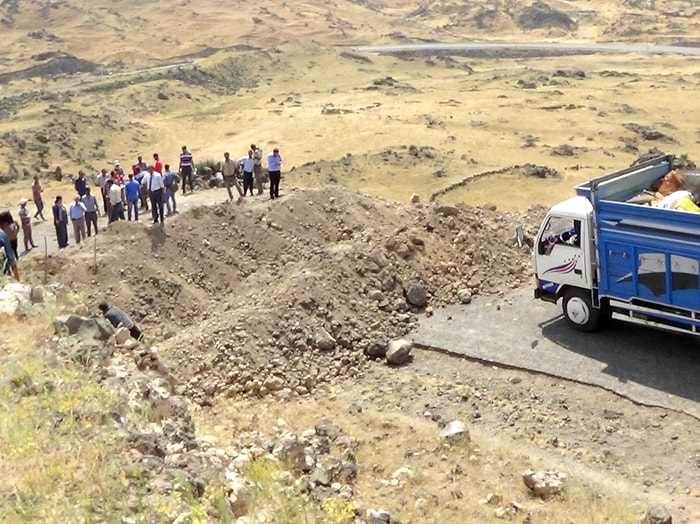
(37, 187), (541, 405)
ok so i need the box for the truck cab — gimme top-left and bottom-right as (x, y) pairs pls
(533, 196), (599, 329)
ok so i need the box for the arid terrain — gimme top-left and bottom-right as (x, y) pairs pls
(2, 1), (700, 523)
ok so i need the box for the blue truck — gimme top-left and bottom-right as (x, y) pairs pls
(532, 155), (700, 334)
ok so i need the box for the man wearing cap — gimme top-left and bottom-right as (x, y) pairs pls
(0, 211), (20, 281)
(69, 195), (87, 245)
(81, 187), (100, 236)
(179, 145), (194, 195)
(251, 144), (264, 195)
(267, 147), (283, 199)
(18, 198), (37, 252)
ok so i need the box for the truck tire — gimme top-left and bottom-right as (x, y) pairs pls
(562, 289), (600, 332)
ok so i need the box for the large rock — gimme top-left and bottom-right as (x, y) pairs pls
(365, 335), (389, 358)
(53, 315), (115, 341)
(0, 283), (32, 316)
(405, 282), (428, 307)
(314, 328), (336, 351)
(439, 420), (469, 442)
(385, 339), (412, 366)
(522, 469), (567, 498)
(114, 327), (131, 344)
(435, 205), (459, 217)
(643, 505), (673, 524)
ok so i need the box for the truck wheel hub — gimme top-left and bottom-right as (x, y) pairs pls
(566, 297), (590, 324)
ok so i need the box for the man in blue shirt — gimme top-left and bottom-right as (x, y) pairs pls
(124, 174), (141, 221)
(74, 170), (88, 197)
(0, 211), (19, 280)
(163, 164), (179, 215)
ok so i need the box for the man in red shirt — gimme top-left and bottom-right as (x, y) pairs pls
(153, 153), (164, 174)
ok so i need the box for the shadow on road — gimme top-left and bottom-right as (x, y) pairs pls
(540, 315), (700, 405)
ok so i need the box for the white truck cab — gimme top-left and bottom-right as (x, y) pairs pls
(532, 197), (597, 327)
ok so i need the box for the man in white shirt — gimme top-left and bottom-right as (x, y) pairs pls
(69, 195), (88, 244)
(267, 148), (282, 199)
(108, 180), (124, 224)
(251, 144), (264, 195)
(143, 166), (165, 224)
(242, 150), (255, 196)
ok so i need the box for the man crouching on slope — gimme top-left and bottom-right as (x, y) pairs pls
(98, 301), (144, 342)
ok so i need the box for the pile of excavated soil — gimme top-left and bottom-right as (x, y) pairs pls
(36, 187), (545, 405)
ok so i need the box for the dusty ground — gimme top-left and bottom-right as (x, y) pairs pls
(13, 184), (699, 522)
(3, 0), (700, 522)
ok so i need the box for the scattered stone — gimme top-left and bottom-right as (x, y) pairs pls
(405, 282), (428, 307)
(522, 469), (567, 498)
(365, 335), (389, 358)
(410, 194), (421, 204)
(457, 288), (472, 304)
(53, 315), (115, 341)
(385, 338), (412, 366)
(435, 205), (459, 217)
(314, 328), (336, 351)
(643, 505), (673, 524)
(439, 420), (469, 442)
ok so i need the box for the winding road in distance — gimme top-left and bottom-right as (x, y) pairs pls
(353, 41), (700, 56)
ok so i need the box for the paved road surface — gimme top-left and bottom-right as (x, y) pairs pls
(413, 288), (700, 419)
(354, 41), (700, 56)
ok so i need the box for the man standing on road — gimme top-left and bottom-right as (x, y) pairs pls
(32, 175), (46, 221)
(98, 302), (144, 342)
(134, 155), (148, 175)
(153, 153), (164, 174)
(74, 170), (88, 198)
(267, 147), (282, 199)
(222, 152), (244, 203)
(163, 164), (179, 215)
(0, 211), (20, 281)
(52, 196), (69, 249)
(144, 166), (165, 225)
(242, 149), (255, 196)
(108, 180), (124, 224)
(179, 145), (194, 195)
(251, 144), (264, 195)
(18, 198), (37, 252)
(81, 187), (100, 237)
(69, 195), (87, 245)
(125, 173), (141, 221)
(96, 168), (110, 216)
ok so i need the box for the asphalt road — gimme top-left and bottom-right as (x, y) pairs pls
(354, 41), (700, 56)
(413, 288), (700, 419)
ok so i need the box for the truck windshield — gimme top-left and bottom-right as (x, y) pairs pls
(540, 216), (581, 253)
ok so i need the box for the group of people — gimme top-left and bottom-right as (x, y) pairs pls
(2, 145), (284, 279)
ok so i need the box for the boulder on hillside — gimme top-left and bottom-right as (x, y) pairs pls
(53, 315), (115, 341)
(522, 469), (567, 498)
(643, 505), (673, 524)
(405, 282), (429, 307)
(517, 1), (577, 31)
(386, 338), (413, 366)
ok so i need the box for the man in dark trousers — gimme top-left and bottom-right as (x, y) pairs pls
(98, 302), (144, 341)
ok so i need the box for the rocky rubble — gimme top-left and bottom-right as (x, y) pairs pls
(51, 187), (543, 407)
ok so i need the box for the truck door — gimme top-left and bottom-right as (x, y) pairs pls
(535, 215), (590, 295)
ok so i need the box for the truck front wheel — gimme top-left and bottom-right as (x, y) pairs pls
(562, 289), (600, 332)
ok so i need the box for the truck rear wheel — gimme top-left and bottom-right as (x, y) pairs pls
(562, 289), (600, 332)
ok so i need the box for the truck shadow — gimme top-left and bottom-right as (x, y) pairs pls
(540, 315), (700, 405)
